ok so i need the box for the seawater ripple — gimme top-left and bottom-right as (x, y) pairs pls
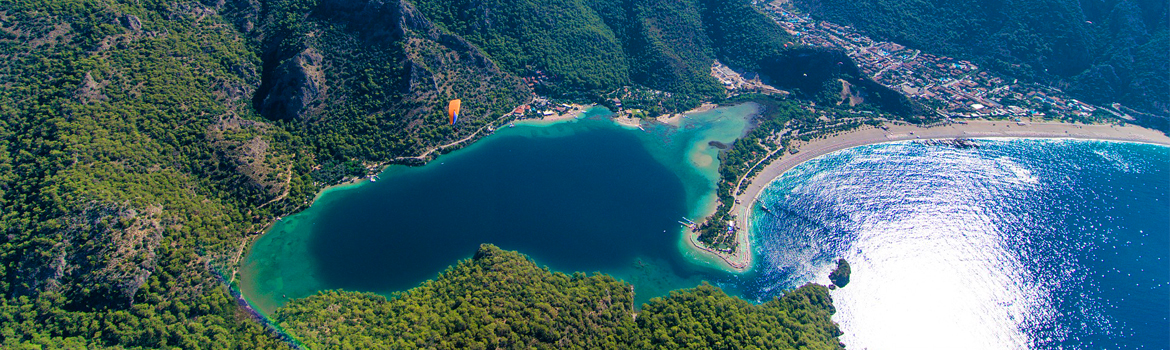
(742, 138), (1169, 349)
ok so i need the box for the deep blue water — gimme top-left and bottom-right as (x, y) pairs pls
(309, 124), (694, 291)
(739, 139), (1169, 349)
(240, 105), (758, 314)
(241, 103), (1169, 348)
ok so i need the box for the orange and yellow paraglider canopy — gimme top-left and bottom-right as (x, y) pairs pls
(447, 99), (461, 125)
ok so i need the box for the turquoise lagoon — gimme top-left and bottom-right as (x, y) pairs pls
(240, 104), (757, 315)
(242, 105), (1169, 349)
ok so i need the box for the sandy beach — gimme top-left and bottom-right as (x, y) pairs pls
(514, 103), (594, 126)
(706, 120), (1170, 271)
(657, 103), (718, 126)
(548, 104), (592, 122)
(612, 115), (644, 129)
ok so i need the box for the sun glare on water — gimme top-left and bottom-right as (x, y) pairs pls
(748, 139), (1169, 349)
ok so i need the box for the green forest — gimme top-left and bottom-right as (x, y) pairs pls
(10, 0), (1156, 345)
(410, 0), (795, 97)
(0, 0), (851, 347)
(0, 0), (308, 346)
(276, 245), (844, 349)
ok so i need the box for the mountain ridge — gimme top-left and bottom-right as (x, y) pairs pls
(0, 0), (855, 347)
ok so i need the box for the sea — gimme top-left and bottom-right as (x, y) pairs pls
(741, 138), (1169, 349)
(240, 105), (1169, 349)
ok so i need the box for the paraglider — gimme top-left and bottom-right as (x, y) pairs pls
(448, 99), (461, 125)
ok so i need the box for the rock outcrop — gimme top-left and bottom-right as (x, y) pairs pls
(255, 0), (527, 123)
(259, 47), (325, 122)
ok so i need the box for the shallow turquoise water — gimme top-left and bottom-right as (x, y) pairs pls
(742, 139), (1169, 349)
(240, 105), (757, 315)
(242, 107), (1169, 349)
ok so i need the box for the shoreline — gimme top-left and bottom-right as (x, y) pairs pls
(311, 104), (604, 211)
(712, 119), (1170, 272)
(515, 103), (594, 126)
(315, 104), (601, 206)
(657, 103), (718, 126)
(675, 103), (759, 272)
(613, 115), (644, 129)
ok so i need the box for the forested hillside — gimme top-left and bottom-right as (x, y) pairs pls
(0, 0), (849, 347)
(411, 0), (797, 97)
(0, 0), (303, 346)
(410, 0), (629, 93)
(243, 0), (531, 165)
(277, 245), (844, 349)
(794, 0), (1169, 115)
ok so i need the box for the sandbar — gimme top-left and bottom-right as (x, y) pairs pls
(515, 103), (594, 126)
(657, 103), (719, 126)
(612, 115), (644, 129)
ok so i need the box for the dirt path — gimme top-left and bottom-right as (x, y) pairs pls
(227, 235), (254, 284)
(732, 143), (781, 198)
(256, 162), (294, 209)
(393, 123), (497, 162)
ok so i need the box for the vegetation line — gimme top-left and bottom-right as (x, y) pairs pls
(393, 114), (512, 162)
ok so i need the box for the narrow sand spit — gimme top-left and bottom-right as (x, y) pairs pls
(702, 120), (1170, 271)
(516, 103), (594, 126)
(657, 103), (718, 126)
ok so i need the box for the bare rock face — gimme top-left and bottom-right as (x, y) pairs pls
(345, 0), (527, 120)
(254, 0), (527, 125)
(259, 47), (325, 122)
